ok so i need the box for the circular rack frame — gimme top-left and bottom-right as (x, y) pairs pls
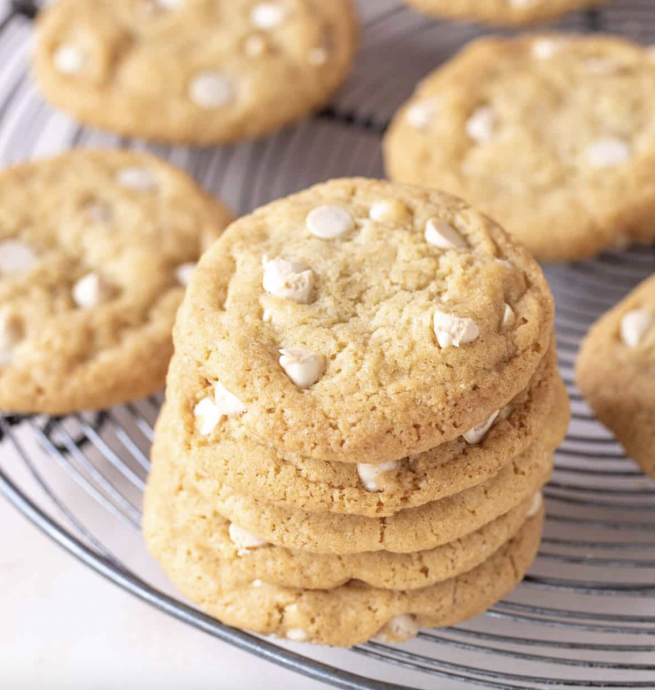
(1, 1), (655, 688)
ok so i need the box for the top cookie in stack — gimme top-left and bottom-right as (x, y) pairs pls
(145, 178), (566, 646)
(173, 178), (554, 463)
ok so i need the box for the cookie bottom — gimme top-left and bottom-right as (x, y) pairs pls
(147, 507), (543, 647)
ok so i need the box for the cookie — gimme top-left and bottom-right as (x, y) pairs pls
(33, 0), (358, 145)
(145, 440), (538, 589)
(0, 149), (232, 414)
(156, 398), (556, 554)
(577, 274), (655, 479)
(163, 345), (563, 516)
(384, 35), (655, 262)
(399, 0), (614, 27)
(174, 178), (554, 463)
(145, 482), (544, 646)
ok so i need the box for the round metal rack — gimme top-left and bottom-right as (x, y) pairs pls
(1, 1), (655, 688)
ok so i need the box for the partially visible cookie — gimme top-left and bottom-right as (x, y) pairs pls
(384, 34), (655, 262)
(0, 149), (232, 414)
(145, 481), (544, 646)
(164, 345), (562, 516)
(156, 399), (555, 554)
(144, 438), (540, 590)
(577, 274), (655, 479)
(174, 178), (554, 463)
(33, 0), (358, 145)
(399, 0), (614, 27)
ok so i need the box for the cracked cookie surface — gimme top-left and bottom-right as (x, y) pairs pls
(384, 34), (655, 261)
(174, 178), (554, 463)
(34, 0), (358, 144)
(0, 149), (232, 414)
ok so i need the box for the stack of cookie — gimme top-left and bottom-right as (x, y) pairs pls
(144, 178), (569, 647)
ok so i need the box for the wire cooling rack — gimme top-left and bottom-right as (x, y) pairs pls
(2, 1), (655, 688)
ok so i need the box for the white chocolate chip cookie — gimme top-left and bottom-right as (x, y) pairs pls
(33, 0), (358, 145)
(174, 178), (554, 463)
(385, 34), (655, 261)
(577, 274), (655, 480)
(0, 149), (232, 414)
(397, 0), (614, 27)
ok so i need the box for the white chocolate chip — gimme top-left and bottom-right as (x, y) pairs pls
(502, 303), (516, 328)
(357, 460), (400, 492)
(228, 523), (268, 556)
(193, 382), (246, 435)
(509, 0), (539, 6)
(306, 206), (355, 239)
(189, 72), (234, 109)
(532, 39), (562, 60)
(214, 382), (247, 415)
(156, 0), (183, 8)
(262, 257), (314, 303)
(620, 308), (653, 348)
(244, 35), (267, 57)
(369, 199), (409, 224)
(87, 202), (113, 223)
(308, 47), (328, 65)
(116, 167), (157, 191)
(0, 310), (23, 365)
(175, 262), (196, 287)
(286, 628), (308, 643)
(250, 2), (289, 29)
(53, 44), (86, 75)
(527, 492), (543, 518)
(424, 219), (467, 250)
(0, 240), (38, 276)
(194, 397), (222, 436)
(433, 310), (479, 349)
(586, 138), (631, 168)
(252, 579), (263, 587)
(279, 347), (324, 389)
(463, 410), (500, 445)
(466, 106), (496, 144)
(406, 97), (440, 130)
(72, 273), (114, 309)
(374, 615), (420, 644)
(495, 258), (513, 270)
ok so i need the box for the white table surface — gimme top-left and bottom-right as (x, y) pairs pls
(0, 494), (327, 690)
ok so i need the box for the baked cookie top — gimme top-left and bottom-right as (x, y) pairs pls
(174, 178), (554, 463)
(399, 0), (614, 26)
(0, 148), (232, 414)
(145, 453), (544, 646)
(33, 0), (358, 145)
(577, 274), (655, 478)
(384, 34), (655, 262)
(164, 345), (564, 516)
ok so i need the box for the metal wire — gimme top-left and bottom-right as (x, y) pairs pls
(1, 1), (655, 688)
